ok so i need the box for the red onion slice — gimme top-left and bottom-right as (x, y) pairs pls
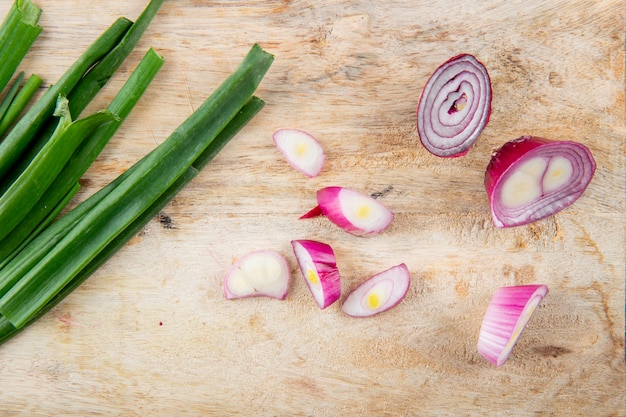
(477, 284), (549, 367)
(485, 136), (596, 228)
(417, 54), (492, 157)
(341, 263), (410, 317)
(273, 128), (325, 177)
(223, 250), (290, 300)
(291, 239), (341, 309)
(300, 186), (394, 236)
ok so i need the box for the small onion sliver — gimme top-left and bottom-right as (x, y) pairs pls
(485, 136), (596, 228)
(273, 128), (325, 177)
(291, 240), (341, 309)
(223, 250), (290, 300)
(477, 284), (549, 367)
(417, 54), (492, 157)
(312, 186), (394, 236)
(341, 263), (410, 317)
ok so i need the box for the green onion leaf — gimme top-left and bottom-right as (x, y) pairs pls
(0, 0), (42, 93)
(67, 0), (165, 119)
(0, 73), (42, 138)
(0, 72), (25, 125)
(0, 95), (117, 242)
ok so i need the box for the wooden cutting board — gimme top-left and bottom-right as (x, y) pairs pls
(0, 1), (623, 416)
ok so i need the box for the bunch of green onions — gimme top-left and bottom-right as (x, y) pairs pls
(0, 0), (273, 346)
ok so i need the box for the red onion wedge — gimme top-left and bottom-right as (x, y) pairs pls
(485, 136), (596, 228)
(417, 54), (492, 157)
(291, 240), (341, 309)
(223, 250), (290, 300)
(477, 284), (549, 367)
(300, 186), (394, 236)
(273, 128), (325, 177)
(341, 263), (410, 317)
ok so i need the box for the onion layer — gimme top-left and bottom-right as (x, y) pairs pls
(485, 136), (596, 228)
(223, 250), (290, 300)
(417, 54), (492, 157)
(477, 284), (548, 367)
(273, 128), (325, 177)
(341, 263), (410, 317)
(291, 240), (341, 309)
(300, 186), (394, 236)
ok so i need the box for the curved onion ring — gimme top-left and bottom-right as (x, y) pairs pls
(417, 54), (492, 157)
(477, 284), (549, 367)
(485, 136), (596, 228)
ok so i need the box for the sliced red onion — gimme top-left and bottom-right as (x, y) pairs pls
(341, 263), (410, 317)
(477, 284), (549, 367)
(223, 250), (290, 300)
(300, 186), (394, 236)
(485, 136), (596, 228)
(273, 128), (325, 177)
(417, 54), (492, 157)
(291, 239), (341, 309)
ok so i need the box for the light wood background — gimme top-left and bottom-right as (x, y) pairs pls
(0, 1), (623, 416)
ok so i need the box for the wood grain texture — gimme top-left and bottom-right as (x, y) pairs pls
(0, 0), (623, 416)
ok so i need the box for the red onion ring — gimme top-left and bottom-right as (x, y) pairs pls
(417, 54), (492, 157)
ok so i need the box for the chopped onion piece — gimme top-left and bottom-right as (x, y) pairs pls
(301, 186), (394, 236)
(417, 54), (492, 157)
(477, 284), (548, 367)
(341, 263), (410, 317)
(273, 128), (325, 177)
(485, 136), (596, 228)
(223, 250), (290, 300)
(291, 240), (341, 309)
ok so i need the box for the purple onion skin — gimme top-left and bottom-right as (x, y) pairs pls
(485, 136), (596, 228)
(417, 53), (492, 158)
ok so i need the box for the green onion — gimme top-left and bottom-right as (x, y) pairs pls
(6, 182), (82, 269)
(0, 16), (132, 180)
(0, 48), (164, 268)
(0, 72), (25, 125)
(67, 0), (165, 119)
(0, 43), (273, 331)
(0, 73), (43, 138)
(0, 0), (42, 94)
(0, 96), (265, 345)
(0, 96), (116, 243)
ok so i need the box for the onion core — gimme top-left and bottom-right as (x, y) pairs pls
(417, 54), (492, 157)
(485, 136), (596, 228)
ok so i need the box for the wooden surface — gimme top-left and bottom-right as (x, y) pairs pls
(0, 1), (623, 416)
